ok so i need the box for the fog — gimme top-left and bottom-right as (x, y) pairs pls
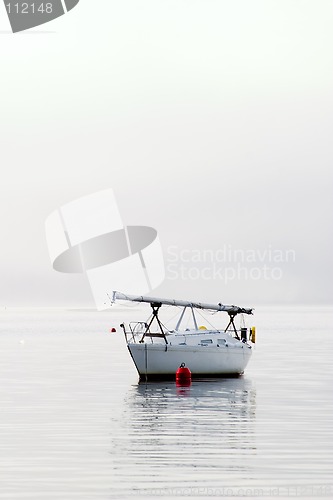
(0, 0), (332, 306)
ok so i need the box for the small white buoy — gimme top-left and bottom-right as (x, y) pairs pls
(19, 339), (25, 345)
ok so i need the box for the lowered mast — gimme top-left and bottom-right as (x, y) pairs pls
(112, 291), (253, 315)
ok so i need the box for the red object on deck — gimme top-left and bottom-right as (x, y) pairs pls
(176, 363), (191, 382)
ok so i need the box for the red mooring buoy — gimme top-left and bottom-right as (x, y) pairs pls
(176, 363), (191, 383)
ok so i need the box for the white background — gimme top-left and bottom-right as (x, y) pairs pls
(0, 0), (332, 306)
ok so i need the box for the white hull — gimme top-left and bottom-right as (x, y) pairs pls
(128, 341), (252, 379)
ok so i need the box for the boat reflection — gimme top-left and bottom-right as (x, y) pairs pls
(109, 377), (257, 494)
(132, 377), (256, 422)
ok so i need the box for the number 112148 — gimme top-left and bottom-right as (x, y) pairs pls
(5, 3), (53, 14)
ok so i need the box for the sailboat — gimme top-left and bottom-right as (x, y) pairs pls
(111, 291), (255, 380)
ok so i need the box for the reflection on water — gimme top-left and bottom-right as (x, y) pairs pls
(110, 378), (256, 496)
(1, 307), (332, 499)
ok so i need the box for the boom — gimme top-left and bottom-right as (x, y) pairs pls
(111, 291), (253, 315)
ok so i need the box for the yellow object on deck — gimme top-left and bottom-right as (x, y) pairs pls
(199, 325), (207, 330)
(250, 326), (256, 343)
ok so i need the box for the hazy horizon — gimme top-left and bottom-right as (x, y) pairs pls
(1, 0), (332, 307)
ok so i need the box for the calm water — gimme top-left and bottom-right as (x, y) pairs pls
(0, 306), (332, 499)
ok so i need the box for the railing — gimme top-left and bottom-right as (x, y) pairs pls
(120, 321), (169, 344)
(123, 322), (147, 343)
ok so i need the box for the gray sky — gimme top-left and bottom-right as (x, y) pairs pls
(0, 0), (332, 306)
